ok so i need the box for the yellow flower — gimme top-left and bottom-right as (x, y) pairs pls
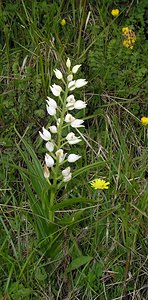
(122, 27), (129, 35)
(111, 9), (120, 17)
(90, 179), (110, 190)
(141, 117), (148, 125)
(61, 19), (66, 26)
(123, 40), (129, 48)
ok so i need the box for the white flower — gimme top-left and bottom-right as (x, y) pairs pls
(72, 64), (81, 74)
(66, 94), (75, 110)
(46, 97), (57, 116)
(75, 79), (88, 88)
(39, 127), (51, 141)
(53, 69), (63, 79)
(50, 84), (62, 97)
(46, 141), (54, 152)
(71, 119), (84, 128)
(65, 113), (75, 123)
(45, 153), (54, 167)
(66, 58), (71, 69)
(62, 167), (71, 177)
(46, 97), (57, 109)
(67, 74), (73, 82)
(56, 149), (66, 163)
(46, 105), (56, 116)
(49, 125), (57, 133)
(63, 173), (72, 182)
(66, 94), (75, 103)
(62, 167), (72, 182)
(74, 100), (87, 109)
(44, 164), (50, 179)
(67, 154), (81, 162)
(68, 80), (76, 91)
(66, 132), (81, 145)
(65, 114), (84, 128)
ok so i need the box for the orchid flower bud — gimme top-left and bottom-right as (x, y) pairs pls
(75, 79), (87, 88)
(39, 127), (51, 141)
(71, 119), (84, 128)
(50, 84), (62, 96)
(53, 69), (63, 79)
(68, 80), (76, 91)
(74, 100), (87, 109)
(72, 64), (81, 74)
(66, 58), (71, 69)
(63, 173), (72, 182)
(45, 153), (54, 167)
(46, 141), (54, 152)
(67, 74), (73, 82)
(62, 167), (71, 177)
(49, 125), (57, 133)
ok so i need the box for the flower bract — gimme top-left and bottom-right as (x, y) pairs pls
(44, 164), (50, 179)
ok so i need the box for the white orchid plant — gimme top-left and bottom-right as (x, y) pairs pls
(39, 58), (87, 221)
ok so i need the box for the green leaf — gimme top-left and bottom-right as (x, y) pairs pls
(66, 256), (93, 273)
(35, 267), (47, 281)
(52, 197), (97, 211)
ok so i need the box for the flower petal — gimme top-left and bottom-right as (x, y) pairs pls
(67, 154), (81, 162)
(46, 141), (54, 152)
(49, 125), (57, 133)
(72, 64), (81, 74)
(46, 97), (57, 109)
(50, 84), (62, 96)
(45, 153), (54, 167)
(66, 132), (81, 144)
(74, 100), (87, 109)
(75, 79), (88, 88)
(62, 167), (71, 177)
(65, 113), (75, 123)
(39, 127), (51, 141)
(53, 69), (63, 79)
(71, 119), (84, 128)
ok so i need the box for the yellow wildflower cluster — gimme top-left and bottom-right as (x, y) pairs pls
(111, 9), (120, 17)
(141, 117), (148, 125)
(122, 27), (136, 49)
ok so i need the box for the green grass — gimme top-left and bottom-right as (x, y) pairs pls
(0, 0), (148, 299)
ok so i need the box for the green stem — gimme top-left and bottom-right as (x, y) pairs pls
(49, 84), (69, 222)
